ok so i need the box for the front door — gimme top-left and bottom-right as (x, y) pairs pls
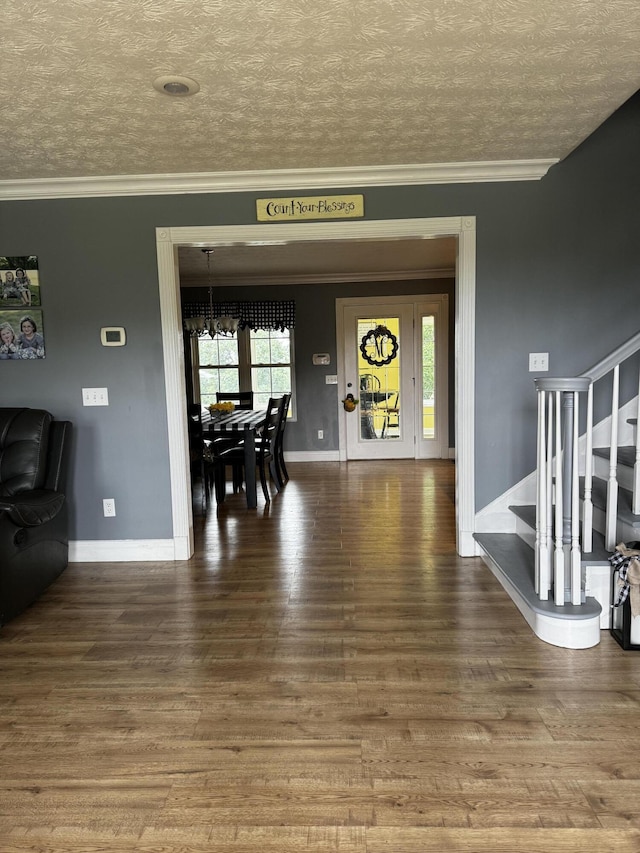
(340, 296), (449, 461)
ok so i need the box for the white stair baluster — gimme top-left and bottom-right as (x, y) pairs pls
(582, 382), (594, 553)
(545, 392), (554, 595)
(571, 390), (582, 604)
(606, 365), (620, 551)
(535, 388), (543, 594)
(536, 389), (549, 599)
(634, 369), (640, 515)
(554, 390), (565, 606)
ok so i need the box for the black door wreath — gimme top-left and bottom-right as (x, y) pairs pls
(360, 324), (398, 366)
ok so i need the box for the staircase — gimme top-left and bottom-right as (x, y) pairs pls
(474, 333), (640, 649)
(592, 438), (640, 544)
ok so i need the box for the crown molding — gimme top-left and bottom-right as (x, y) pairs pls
(179, 267), (455, 288)
(0, 160), (558, 201)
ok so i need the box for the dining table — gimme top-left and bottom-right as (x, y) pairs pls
(201, 407), (267, 508)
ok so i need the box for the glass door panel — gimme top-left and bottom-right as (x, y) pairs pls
(416, 299), (449, 459)
(344, 303), (415, 460)
(422, 315), (435, 440)
(357, 316), (401, 441)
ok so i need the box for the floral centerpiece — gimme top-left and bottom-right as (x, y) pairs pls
(208, 401), (235, 413)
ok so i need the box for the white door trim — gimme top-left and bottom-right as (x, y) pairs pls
(336, 293), (449, 460)
(341, 300), (416, 460)
(156, 216), (476, 557)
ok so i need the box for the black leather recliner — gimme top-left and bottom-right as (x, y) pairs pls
(0, 408), (72, 626)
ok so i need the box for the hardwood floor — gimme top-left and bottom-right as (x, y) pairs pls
(2, 460), (640, 852)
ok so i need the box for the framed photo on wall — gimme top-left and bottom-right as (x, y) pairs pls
(0, 255), (45, 359)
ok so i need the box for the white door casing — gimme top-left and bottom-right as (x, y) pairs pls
(338, 294), (449, 461)
(156, 216), (476, 557)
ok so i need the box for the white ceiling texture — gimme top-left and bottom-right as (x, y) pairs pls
(4, 0), (640, 282)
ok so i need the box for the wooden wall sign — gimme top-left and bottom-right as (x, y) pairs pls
(256, 194), (364, 222)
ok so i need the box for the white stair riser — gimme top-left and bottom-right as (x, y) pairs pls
(514, 503), (635, 559)
(593, 455), (634, 491)
(589, 503), (639, 545)
(585, 564), (613, 629)
(514, 515), (535, 549)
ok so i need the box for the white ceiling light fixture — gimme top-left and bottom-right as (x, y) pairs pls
(153, 75), (200, 96)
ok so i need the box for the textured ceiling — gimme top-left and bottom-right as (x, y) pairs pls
(178, 237), (457, 286)
(3, 0), (640, 183)
(6, 1), (639, 283)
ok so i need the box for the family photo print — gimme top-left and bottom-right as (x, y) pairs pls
(0, 255), (45, 360)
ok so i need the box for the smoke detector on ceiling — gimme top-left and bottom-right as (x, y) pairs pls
(153, 75), (200, 96)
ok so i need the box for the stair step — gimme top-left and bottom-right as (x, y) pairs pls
(510, 504), (536, 528)
(474, 533), (601, 622)
(593, 446), (636, 468)
(586, 476), (640, 529)
(508, 505), (611, 562)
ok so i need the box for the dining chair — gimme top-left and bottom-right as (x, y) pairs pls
(187, 404), (217, 512)
(380, 391), (400, 438)
(274, 392), (291, 486)
(210, 391), (254, 473)
(359, 373), (380, 411)
(216, 396), (283, 504)
(215, 391), (254, 410)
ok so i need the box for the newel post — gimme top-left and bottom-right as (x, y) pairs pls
(534, 377), (590, 606)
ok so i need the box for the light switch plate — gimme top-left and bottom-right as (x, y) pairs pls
(529, 352), (549, 372)
(83, 387), (109, 406)
(325, 375), (338, 384)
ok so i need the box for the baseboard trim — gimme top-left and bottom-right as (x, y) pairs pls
(285, 450), (341, 462)
(69, 450), (445, 562)
(287, 450), (455, 462)
(69, 539), (178, 563)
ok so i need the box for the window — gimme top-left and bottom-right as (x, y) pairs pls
(197, 335), (240, 400)
(196, 327), (294, 414)
(249, 328), (292, 410)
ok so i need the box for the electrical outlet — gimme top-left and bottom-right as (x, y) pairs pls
(103, 498), (116, 517)
(529, 352), (549, 372)
(318, 429), (324, 440)
(83, 387), (109, 406)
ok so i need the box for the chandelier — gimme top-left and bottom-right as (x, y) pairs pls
(183, 249), (240, 337)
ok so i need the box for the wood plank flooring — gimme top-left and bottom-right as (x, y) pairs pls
(2, 460), (640, 852)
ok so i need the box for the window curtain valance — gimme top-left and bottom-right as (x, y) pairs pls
(182, 299), (295, 331)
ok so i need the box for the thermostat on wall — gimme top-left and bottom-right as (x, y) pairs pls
(312, 353), (330, 365)
(100, 327), (126, 347)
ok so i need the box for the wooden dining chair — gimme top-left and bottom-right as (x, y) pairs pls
(274, 392), (291, 487)
(380, 391), (400, 438)
(253, 393), (290, 489)
(215, 391), (254, 410)
(216, 396), (283, 504)
(210, 391), (254, 477)
(359, 373), (380, 411)
(187, 404), (217, 512)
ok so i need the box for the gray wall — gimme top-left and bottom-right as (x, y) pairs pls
(1, 91), (639, 541)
